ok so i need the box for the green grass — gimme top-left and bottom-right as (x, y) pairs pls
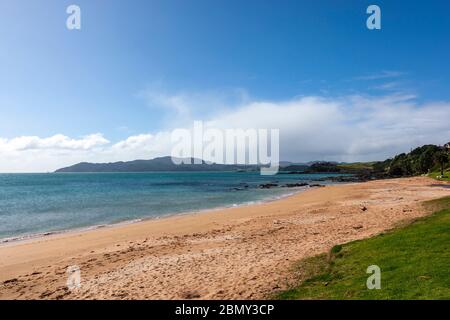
(429, 170), (450, 182)
(276, 197), (450, 300)
(337, 162), (375, 171)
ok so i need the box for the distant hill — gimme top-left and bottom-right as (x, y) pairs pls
(55, 143), (450, 176)
(55, 156), (259, 173)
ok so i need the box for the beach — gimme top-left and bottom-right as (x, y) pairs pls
(1, 176), (449, 300)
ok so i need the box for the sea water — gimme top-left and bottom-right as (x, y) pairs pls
(0, 172), (344, 241)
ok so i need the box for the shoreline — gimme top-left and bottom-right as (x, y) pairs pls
(1, 177), (449, 299)
(0, 186), (310, 246)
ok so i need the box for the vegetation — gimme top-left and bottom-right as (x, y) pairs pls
(376, 144), (448, 177)
(276, 196), (450, 300)
(434, 151), (450, 176)
(429, 171), (450, 182)
(337, 162), (377, 171)
(297, 143), (450, 181)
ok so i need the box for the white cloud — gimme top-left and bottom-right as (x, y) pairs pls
(137, 85), (250, 125)
(0, 132), (172, 173)
(207, 94), (450, 162)
(355, 70), (405, 81)
(371, 81), (403, 91)
(0, 134), (109, 152)
(108, 132), (172, 160)
(0, 134), (108, 172)
(1, 92), (449, 172)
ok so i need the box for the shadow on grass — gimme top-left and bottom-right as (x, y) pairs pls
(430, 184), (450, 189)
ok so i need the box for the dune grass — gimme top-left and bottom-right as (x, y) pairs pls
(276, 196), (450, 300)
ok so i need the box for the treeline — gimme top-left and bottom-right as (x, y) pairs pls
(379, 144), (449, 177)
(298, 143), (450, 179)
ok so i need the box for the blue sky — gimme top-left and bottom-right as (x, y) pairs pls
(1, 0), (450, 171)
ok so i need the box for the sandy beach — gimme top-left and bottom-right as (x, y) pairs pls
(0, 177), (449, 300)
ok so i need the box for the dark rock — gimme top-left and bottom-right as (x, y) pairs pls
(259, 183), (278, 189)
(283, 182), (309, 188)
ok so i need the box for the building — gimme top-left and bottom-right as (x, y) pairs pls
(445, 142), (450, 151)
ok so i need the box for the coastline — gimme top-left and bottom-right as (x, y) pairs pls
(1, 177), (449, 299)
(0, 186), (309, 246)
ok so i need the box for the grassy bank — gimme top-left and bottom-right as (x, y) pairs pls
(429, 171), (450, 182)
(276, 196), (450, 300)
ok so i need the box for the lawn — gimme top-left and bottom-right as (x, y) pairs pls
(429, 170), (450, 182)
(276, 196), (450, 300)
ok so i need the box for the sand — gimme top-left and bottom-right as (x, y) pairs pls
(0, 177), (449, 300)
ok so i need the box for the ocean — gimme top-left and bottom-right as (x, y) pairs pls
(0, 172), (345, 241)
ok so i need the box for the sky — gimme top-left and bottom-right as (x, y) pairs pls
(0, 0), (450, 172)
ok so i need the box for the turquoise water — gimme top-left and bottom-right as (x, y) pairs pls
(0, 172), (343, 240)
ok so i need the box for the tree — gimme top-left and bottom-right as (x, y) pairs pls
(434, 150), (449, 176)
(417, 148), (436, 173)
(388, 153), (412, 176)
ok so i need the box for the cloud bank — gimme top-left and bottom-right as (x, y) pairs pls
(1, 92), (449, 172)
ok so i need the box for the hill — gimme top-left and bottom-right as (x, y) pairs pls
(55, 156), (258, 173)
(55, 142), (450, 176)
(303, 143), (450, 180)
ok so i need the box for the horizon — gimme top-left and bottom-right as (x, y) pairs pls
(1, 0), (450, 172)
(0, 143), (445, 174)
